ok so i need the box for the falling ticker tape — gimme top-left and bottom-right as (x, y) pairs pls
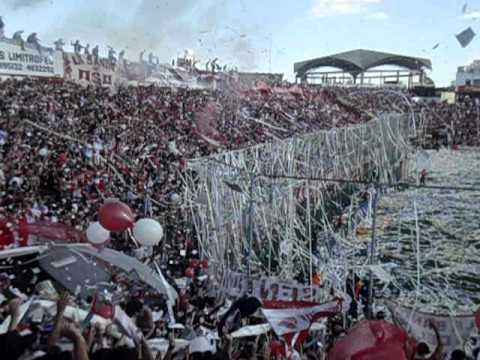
(456, 27), (476, 48)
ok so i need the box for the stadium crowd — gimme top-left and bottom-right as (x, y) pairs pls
(0, 78), (370, 242)
(0, 78), (370, 360)
(1, 77), (480, 359)
(1, 79), (477, 234)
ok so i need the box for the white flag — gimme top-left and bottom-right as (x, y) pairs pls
(261, 300), (340, 336)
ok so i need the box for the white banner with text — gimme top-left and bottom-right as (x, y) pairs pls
(0, 40), (63, 78)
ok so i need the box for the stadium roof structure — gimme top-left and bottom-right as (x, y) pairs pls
(294, 49), (432, 79)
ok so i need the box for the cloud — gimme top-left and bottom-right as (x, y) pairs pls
(4, 0), (49, 10)
(462, 11), (480, 20)
(368, 11), (389, 20)
(39, 0), (259, 71)
(43, 0), (219, 57)
(311, 0), (383, 18)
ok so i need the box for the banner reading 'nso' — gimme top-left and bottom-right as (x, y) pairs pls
(63, 52), (121, 88)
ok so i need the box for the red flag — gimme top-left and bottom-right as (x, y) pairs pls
(27, 221), (87, 243)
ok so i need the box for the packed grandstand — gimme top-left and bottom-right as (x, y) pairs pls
(1, 14), (480, 360)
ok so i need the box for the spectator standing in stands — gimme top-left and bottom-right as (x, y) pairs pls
(420, 169), (428, 186)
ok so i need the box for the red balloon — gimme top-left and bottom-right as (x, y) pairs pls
(185, 267), (195, 278)
(99, 201), (135, 232)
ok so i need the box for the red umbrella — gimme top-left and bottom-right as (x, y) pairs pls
(475, 310), (480, 330)
(328, 320), (416, 360)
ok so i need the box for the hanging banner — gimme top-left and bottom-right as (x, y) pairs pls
(115, 60), (148, 83)
(210, 266), (329, 303)
(118, 60), (211, 89)
(385, 300), (478, 355)
(63, 52), (120, 87)
(0, 39), (63, 77)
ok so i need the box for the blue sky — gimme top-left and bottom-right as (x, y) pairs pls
(0, 0), (478, 85)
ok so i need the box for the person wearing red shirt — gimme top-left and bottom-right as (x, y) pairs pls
(0, 219), (14, 249)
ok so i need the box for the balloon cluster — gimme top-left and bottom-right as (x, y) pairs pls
(86, 201), (164, 248)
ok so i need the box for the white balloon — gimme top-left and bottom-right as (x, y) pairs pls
(86, 222), (110, 245)
(133, 219), (163, 247)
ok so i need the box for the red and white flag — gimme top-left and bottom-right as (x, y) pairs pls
(262, 299), (341, 350)
(91, 293), (115, 320)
